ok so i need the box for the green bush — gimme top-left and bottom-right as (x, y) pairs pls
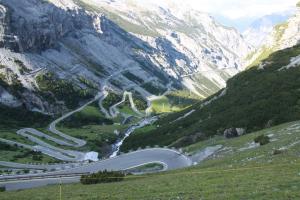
(273, 149), (284, 155)
(133, 96), (148, 110)
(254, 135), (270, 146)
(0, 186), (5, 192)
(102, 92), (122, 110)
(80, 170), (125, 185)
(0, 142), (19, 151)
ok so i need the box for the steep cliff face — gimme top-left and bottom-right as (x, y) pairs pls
(82, 0), (252, 96)
(0, 0), (252, 114)
(1, 0), (103, 52)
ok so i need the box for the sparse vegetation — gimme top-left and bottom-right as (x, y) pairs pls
(248, 22), (289, 68)
(78, 76), (98, 89)
(123, 71), (144, 84)
(141, 82), (166, 96)
(102, 92), (122, 110)
(0, 69), (24, 94)
(80, 171), (125, 185)
(36, 72), (94, 109)
(14, 59), (30, 75)
(110, 79), (123, 88)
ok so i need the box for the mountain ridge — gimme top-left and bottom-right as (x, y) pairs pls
(0, 0), (252, 116)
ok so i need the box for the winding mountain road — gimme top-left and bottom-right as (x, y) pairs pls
(109, 91), (143, 118)
(0, 67), (191, 191)
(0, 148), (192, 191)
(0, 94), (103, 162)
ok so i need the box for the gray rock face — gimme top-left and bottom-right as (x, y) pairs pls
(1, 0), (99, 52)
(224, 128), (246, 138)
(0, 0), (253, 113)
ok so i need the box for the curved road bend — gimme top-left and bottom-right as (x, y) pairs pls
(0, 148), (192, 191)
(48, 93), (104, 148)
(109, 91), (143, 118)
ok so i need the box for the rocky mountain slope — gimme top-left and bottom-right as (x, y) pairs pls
(0, 0), (252, 116)
(247, 3), (300, 67)
(243, 12), (292, 48)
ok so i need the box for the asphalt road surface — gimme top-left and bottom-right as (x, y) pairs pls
(0, 148), (192, 191)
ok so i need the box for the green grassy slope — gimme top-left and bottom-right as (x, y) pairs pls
(121, 44), (300, 151)
(0, 105), (59, 163)
(57, 102), (131, 157)
(2, 121), (300, 199)
(60, 102), (113, 127)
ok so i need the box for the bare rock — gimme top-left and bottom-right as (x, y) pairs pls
(224, 128), (246, 138)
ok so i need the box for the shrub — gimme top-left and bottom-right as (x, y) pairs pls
(32, 154), (43, 161)
(102, 93), (122, 110)
(273, 149), (284, 155)
(0, 186), (5, 192)
(254, 135), (270, 146)
(80, 170), (125, 185)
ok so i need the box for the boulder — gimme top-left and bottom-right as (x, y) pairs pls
(224, 128), (246, 138)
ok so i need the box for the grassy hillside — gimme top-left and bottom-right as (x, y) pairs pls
(2, 121), (300, 199)
(121, 44), (300, 151)
(0, 105), (59, 163)
(60, 102), (113, 127)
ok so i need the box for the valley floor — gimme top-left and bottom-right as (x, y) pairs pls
(1, 121), (300, 199)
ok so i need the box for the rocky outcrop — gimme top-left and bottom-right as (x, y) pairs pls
(224, 128), (246, 138)
(1, 0), (103, 52)
(0, 0), (252, 113)
(0, 85), (21, 107)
